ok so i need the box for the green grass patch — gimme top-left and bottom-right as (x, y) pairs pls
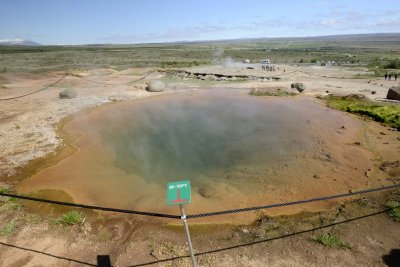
(0, 220), (16, 236)
(326, 95), (400, 130)
(25, 214), (41, 224)
(386, 200), (400, 221)
(0, 188), (22, 210)
(58, 211), (85, 225)
(384, 58), (400, 69)
(311, 232), (352, 249)
(352, 73), (379, 79)
(160, 60), (208, 68)
(0, 188), (22, 204)
(249, 88), (297, 97)
(1, 202), (22, 211)
(0, 187), (9, 194)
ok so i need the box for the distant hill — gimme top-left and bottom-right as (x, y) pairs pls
(0, 39), (41, 46)
(236, 33), (400, 42)
(78, 33), (400, 49)
(156, 33), (400, 50)
(170, 33), (400, 45)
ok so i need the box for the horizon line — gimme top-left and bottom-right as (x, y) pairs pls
(1, 32), (400, 47)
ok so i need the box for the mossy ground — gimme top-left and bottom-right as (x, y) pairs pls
(386, 201), (400, 221)
(326, 95), (400, 130)
(58, 210), (85, 225)
(249, 88), (297, 97)
(311, 232), (352, 249)
(0, 220), (16, 236)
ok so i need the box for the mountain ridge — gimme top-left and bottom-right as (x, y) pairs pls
(0, 38), (41, 46)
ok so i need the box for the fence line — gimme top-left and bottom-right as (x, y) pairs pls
(295, 70), (360, 79)
(1, 183), (399, 219)
(0, 191), (180, 219)
(69, 70), (156, 86)
(0, 68), (361, 102)
(0, 75), (67, 101)
(0, 70), (156, 101)
(187, 183), (400, 218)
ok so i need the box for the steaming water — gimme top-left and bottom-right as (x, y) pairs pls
(106, 92), (311, 183)
(21, 90), (373, 220)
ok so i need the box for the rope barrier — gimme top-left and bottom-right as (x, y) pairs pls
(69, 74), (106, 85)
(0, 183), (399, 219)
(0, 192), (180, 219)
(187, 183), (400, 218)
(0, 75), (67, 101)
(0, 68), (360, 102)
(266, 70), (359, 79)
(271, 70), (299, 77)
(295, 70), (358, 79)
(69, 70), (156, 86)
(0, 70), (155, 101)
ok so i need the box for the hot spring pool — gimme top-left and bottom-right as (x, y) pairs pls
(19, 90), (374, 222)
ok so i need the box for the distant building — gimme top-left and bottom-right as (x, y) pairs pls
(261, 59), (275, 71)
(261, 59), (271, 64)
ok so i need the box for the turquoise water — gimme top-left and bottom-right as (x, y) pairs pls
(101, 91), (313, 183)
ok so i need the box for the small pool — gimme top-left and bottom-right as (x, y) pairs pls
(19, 90), (374, 222)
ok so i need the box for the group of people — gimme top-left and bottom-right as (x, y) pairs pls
(262, 65), (277, 71)
(384, 73), (398, 81)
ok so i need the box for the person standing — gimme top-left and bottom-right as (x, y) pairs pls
(388, 74), (392, 81)
(395, 73), (398, 81)
(384, 73), (388, 80)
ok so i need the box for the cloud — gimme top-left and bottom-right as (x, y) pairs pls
(0, 38), (25, 42)
(313, 1), (330, 7)
(296, 8), (400, 32)
(98, 7), (400, 43)
(98, 21), (279, 43)
(375, 17), (400, 27)
(99, 24), (232, 43)
(320, 18), (338, 26)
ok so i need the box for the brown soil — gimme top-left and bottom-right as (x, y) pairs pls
(0, 64), (399, 266)
(0, 187), (399, 266)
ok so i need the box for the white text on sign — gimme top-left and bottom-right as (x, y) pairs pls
(169, 183), (188, 190)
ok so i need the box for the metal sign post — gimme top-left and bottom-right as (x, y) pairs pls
(180, 204), (197, 267)
(167, 180), (197, 267)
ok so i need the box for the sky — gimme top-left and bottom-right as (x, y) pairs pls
(0, 0), (399, 45)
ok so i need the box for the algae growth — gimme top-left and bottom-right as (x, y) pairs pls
(326, 95), (400, 130)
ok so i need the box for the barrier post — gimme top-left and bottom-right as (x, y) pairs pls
(180, 204), (197, 267)
(167, 180), (197, 266)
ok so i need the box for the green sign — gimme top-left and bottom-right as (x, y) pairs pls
(167, 180), (191, 206)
